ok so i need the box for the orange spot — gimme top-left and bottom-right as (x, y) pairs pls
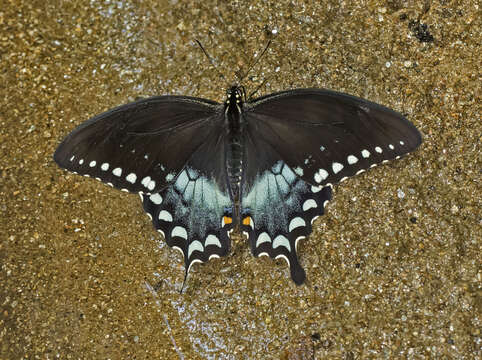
(223, 216), (232, 225)
(242, 216), (251, 226)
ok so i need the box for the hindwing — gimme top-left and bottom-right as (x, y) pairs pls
(141, 124), (234, 276)
(240, 126), (332, 284)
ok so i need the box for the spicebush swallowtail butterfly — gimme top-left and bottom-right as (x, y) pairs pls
(54, 85), (422, 285)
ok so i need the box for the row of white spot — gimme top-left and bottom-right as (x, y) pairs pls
(69, 155), (156, 191)
(314, 141), (405, 184)
(142, 190), (228, 274)
(256, 233), (292, 252)
(253, 191), (329, 252)
(170, 227), (223, 273)
(144, 193), (223, 260)
(256, 186), (331, 267)
(170, 227), (222, 253)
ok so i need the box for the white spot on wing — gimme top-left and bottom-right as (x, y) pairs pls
(273, 235), (291, 252)
(147, 180), (156, 191)
(319, 168), (329, 180)
(70, 156), (75, 161)
(389, 144), (395, 150)
(399, 140), (405, 145)
(79, 159), (84, 165)
(347, 155), (358, 165)
(172, 226), (187, 240)
(149, 193), (162, 205)
(289, 217), (306, 232)
(375, 146), (383, 153)
(126, 173), (137, 184)
(303, 199), (317, 211)
(141, 176), (151, 187)
(315, 168), (328, 183)
(89, 161), (96, 167)
(158, 210), (172, 222)
(205, 234), (221, 248)
(101, 163), (109, 171)
(314, 173), (321, 183)
(311, 185), (322, 193)
(332, 162), (344, 174)
(188, 241), (204, 258)
(112, 167), (122, 177)
(361, 149), (370, 158)
(256, 232), (271, 247)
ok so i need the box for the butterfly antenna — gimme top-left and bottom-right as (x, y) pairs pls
(195, 40), (225, 80)
(248, 76), (271, 100)
(237, 40), (272, 84)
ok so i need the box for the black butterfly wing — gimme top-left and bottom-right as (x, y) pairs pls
(141, 122), (235, 276)
(243, 88), (422, 187)
(240, 88), (421, 284)
(54, 96), (223, 194)
(240, 126), (332, 284)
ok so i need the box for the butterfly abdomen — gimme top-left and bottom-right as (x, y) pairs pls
(226, 134), (244, 201)
(224, 86), (247, 203)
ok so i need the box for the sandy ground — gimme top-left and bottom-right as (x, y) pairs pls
(1, 0), (480, 358)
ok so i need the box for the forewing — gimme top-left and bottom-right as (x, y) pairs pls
(54, 96), (222, 193)
(244, 89), (422, 187)
(241, 128), (332, 284)
(142, 124), (235, 276)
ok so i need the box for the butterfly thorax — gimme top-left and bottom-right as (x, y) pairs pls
(224, 86), (245, 202)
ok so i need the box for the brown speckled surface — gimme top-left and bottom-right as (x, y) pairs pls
(1, 0), (480, 359)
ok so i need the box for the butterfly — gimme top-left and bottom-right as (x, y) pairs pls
(53, 85), (422, 285)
